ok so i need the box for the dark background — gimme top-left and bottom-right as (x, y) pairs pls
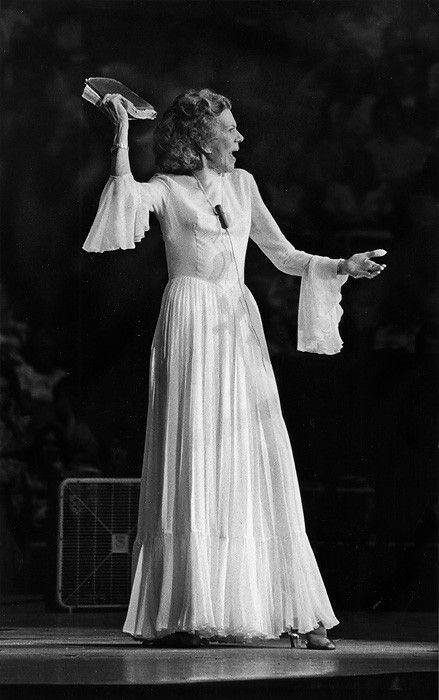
(1, 0), (438, 610)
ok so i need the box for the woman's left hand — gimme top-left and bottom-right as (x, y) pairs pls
(339, 249), (387, 279)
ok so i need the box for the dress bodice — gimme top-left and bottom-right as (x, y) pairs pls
(153, 170), (251, 289)
(82, 168), (348, 354)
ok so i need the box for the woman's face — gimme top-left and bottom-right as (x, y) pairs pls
(205, 109), (244, 173)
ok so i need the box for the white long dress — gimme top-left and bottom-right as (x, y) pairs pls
(83, 167), (347, 639)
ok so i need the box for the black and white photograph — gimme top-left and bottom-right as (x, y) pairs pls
(0, 0), (438, 698)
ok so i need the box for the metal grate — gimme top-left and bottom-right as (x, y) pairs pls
(57, 478), (140, 609)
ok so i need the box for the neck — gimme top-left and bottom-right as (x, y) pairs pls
(195, 159), (223, 188)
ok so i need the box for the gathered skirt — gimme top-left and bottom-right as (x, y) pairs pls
(123, 275), (339, 639)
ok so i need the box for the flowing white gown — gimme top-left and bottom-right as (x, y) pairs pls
(83, 167), (347, 638)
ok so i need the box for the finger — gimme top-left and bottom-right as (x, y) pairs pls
(113, 94), (127, 107)
(365, 249), (387, 259)
(102, 94), (126, 112)
(101, 93), (118, 105)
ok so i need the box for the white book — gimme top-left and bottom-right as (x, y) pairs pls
(82, 77), (157, 120)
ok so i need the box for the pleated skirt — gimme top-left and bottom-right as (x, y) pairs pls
(123, 275), (339, 639)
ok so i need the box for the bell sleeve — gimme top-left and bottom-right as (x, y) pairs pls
(248, 172), (349, 355)
(82, 172), (170, 253)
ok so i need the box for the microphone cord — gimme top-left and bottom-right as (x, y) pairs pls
(193, 173), (269, 372)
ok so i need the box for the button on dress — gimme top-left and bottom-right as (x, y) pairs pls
(83, 167), (347, 639)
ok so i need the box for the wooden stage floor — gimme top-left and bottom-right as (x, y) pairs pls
(0, 601), (437, 699)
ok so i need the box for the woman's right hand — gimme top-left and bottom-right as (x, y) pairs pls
(99, 93), (130, 127)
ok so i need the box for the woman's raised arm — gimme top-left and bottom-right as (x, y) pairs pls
(82, 95), (169, 253)
(99, 94), (131, 176)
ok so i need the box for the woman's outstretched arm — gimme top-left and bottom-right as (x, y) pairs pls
(247, 171), (387, 354)
(248, 172), (386, 279)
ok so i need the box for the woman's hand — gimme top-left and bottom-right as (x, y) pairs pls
(99, 93), (130, 126)
(339, 249), (387, 279)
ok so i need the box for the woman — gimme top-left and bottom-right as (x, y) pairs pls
(83, 89), (386, 649)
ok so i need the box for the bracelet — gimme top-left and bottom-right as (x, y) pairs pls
(337, 259), (346, 275)
(110, 143), (129, 152)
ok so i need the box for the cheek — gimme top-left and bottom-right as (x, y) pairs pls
(209, 137), (233, 165)
(218, 136), (232, 153)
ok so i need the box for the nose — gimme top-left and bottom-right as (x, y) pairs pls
(236, 130), (244, 143)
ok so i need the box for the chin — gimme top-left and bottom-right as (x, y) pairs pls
(209, 155), (236, 174)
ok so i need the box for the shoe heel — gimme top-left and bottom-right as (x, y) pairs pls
(289, 633), (308, 649)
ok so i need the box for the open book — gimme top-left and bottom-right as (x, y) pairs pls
(82, 77), (157, 120)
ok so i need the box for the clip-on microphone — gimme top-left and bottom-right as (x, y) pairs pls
(214, 203), (268, 371)
(214, 204), (229, 230)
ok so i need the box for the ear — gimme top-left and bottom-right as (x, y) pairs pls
(199, 143), (212, 156)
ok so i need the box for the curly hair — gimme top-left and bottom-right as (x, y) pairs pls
(153, 89), (231, 174)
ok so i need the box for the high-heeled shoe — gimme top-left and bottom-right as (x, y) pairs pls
(289, 625), (336, 650)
